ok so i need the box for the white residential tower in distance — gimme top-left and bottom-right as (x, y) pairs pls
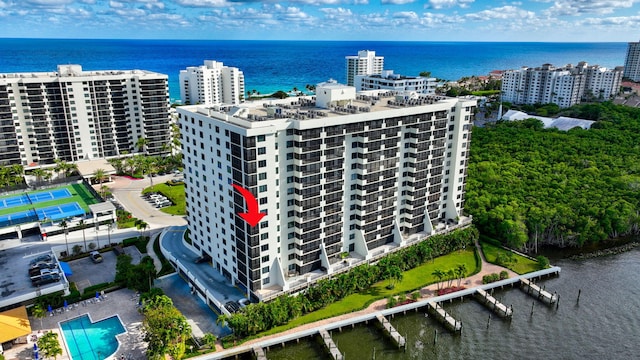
(501, 62), (623, 108)
(623, 40), (640, 82)
(0, 64), (171, 166)
(354, 70), (438, 94)
(179, 60), (245, 106)
(177, 81), (475, 302)
(345, 50), (384, 87)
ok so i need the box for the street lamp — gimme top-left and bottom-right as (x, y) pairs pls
(95, 221), (100, 249)
(107, 222), (113, 248)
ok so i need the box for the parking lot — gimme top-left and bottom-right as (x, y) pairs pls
(141, 192), (173, 209)
(67, 245), (142, 292)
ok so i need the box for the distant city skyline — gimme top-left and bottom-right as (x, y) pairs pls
(1, 0), (639, 42)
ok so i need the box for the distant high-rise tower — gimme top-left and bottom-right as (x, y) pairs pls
(0, 65), (171, 166)
(179, 60), (245, 106)
(345, 50), (384, 86)
(624, 40), (640, 82)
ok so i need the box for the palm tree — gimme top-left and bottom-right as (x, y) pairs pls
(93, 168), (107, 187)
(78, 219), (87, 253)
(136, 136), (148, 154)
(32, 303), (47, 328)
(60, 219), (69, 256)
(455, 264), (467, 287)
(446, 269), (455, 288)
(135, 219), (148, 240)
(31, 168), (46, 183)
(432, 269), (445, 290)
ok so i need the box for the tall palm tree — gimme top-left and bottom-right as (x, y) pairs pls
(31, 168), (46, 183)
(32, 303), (47, 328)
(93, 168), (107, 187)
(135, 219), (149, 240)
(136, 136), (148, 154)
(78, 219), (87, 253)
(60, 219), (69, 256)
(65, 163), (78, 177)
(455, 264), (467, 287)
(432, 269), (445, 290)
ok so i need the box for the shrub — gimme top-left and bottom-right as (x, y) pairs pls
(411, 291), (421, 301)
(482, 273), (501, 284)
(88, 242), (97, 250)
(387, 295), (398, 308)
(499, 270), (509, 280)
(536, 255), (550, 270)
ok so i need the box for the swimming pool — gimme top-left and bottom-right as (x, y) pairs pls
(60, 314), (126, 360)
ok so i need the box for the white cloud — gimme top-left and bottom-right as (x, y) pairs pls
(579, 14), (640, 25)
(466, 5), (535, 21)
(382, 0), (416, 4)
(320, 7), (353, 17)
(544, 0), (637, 16)
(110, 1), (124, 8)
(393, 11), (418, 20)
(24, 0), (73, 6)
(427, 0), (474, 9)
(173, 0), (228, 7)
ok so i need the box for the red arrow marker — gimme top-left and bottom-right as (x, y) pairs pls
(232, 184), (266, 227)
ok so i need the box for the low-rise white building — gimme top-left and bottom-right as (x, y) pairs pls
(354, 70), (438, 94)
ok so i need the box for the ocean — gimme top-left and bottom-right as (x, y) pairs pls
(0, 39), (628, 103)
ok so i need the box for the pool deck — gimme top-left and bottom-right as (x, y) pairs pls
(5, 288), (146, 360)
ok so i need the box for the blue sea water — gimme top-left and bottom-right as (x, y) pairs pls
(0, 39), (627, 103)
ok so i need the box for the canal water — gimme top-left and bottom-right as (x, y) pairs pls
(264, 248), (640, 359)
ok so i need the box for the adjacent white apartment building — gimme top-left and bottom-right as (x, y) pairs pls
(501, 62), (623, 108)
(623, 40), (640, 82)
(345, 50), (384, 87)
(355, 70), (438, 94)
(177, 80), (475, 301)
(179, 60), (245, 106)
(0, 65), (171, 166)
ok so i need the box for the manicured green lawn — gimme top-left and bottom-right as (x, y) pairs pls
(480, 241), (540, 274)
(260, 249), (478, 336)
(142, 182), (186, 215)
(0, 183), (100, 217)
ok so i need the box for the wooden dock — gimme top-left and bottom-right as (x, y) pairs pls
(520, 278), (558, 305)
(427, 301), (462, 333)
(376, 314), (406, 348)
(252, 347), (267, 360)
(474, 289), (513, 318)
(319, 328), (344, 360)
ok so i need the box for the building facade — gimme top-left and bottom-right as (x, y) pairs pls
(179, 60), (245, 106)
(624, 40), (640, 82)
(354, 70), (438, 94)
(345, 50), (384, 87)
(177, 81), (475, 301)
(501, 62), (623, 108)
(0, 65), (171, 166)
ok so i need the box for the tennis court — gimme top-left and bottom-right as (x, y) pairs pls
(0, 209), (38, 228)
(35, 202), (85, 221)
(0, 194), (30, 209)
(28, 188), (72, 204)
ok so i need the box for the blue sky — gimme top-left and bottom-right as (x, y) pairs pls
(1, 0), (639, 41)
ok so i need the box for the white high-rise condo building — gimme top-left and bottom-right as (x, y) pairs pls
(354, 70), (438, 94)
(0, 65), (171, 166)
(178, 80), (475, 301)
(345, 50), (384, 87)
(624, 40), (640, 82)
(179, 60), (245, 106)
(501, 62), (623, 108)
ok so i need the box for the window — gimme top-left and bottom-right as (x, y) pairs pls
(259, 185), (267, 192)
(262, 255), (269, 263)
(258, 173), (267, 180)
(258, 147), (266, 155)
(257, 135), (266, 142)
(258, 160), (267, 168)
(262, 267), (269, 274)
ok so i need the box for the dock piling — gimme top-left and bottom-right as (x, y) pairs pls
(577, 289), (581, 303)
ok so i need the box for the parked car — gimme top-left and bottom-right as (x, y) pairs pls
(28, 266), (58, 277)
(90, 251), (103, 263)
(29, 262), (57, 271)
(225, 301), (240, 313)
(29, 254), (53, 265)
(31, 273), (61, 287)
